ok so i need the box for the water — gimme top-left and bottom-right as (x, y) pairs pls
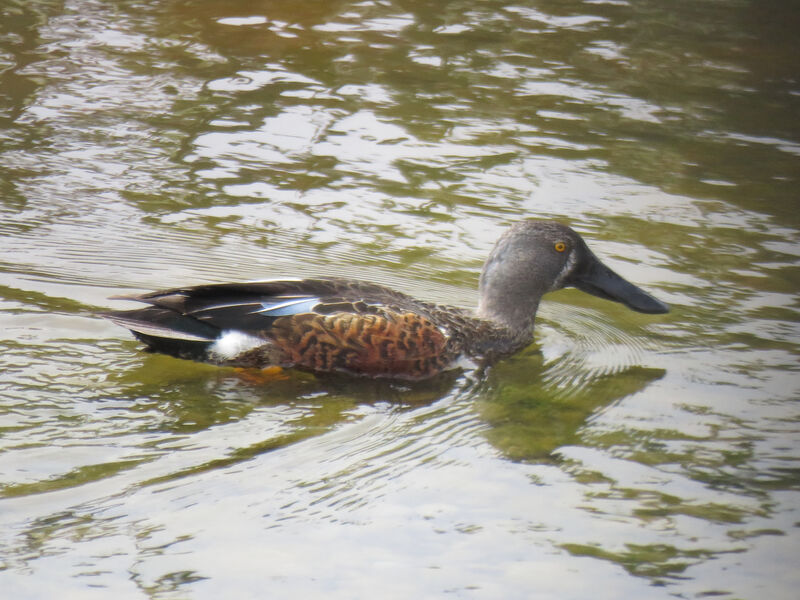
(1, 0), (798, 597)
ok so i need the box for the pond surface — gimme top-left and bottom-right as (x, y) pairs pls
(1, 0), (799, 598)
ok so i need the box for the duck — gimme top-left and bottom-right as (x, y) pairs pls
(102, 220), (669, 380)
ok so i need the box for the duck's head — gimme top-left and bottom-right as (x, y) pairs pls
(477, 220), (669, 330)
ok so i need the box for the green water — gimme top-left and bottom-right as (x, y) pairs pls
(1, 0), (798, 598)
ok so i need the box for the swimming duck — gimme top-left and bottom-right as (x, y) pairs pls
(103, 220), (668, 380)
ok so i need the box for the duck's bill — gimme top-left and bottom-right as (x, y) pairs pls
(571, 256), (669, 314)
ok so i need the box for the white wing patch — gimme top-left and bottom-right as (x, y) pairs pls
(254, 296), (319, 316)
(209, 330), (266, 360)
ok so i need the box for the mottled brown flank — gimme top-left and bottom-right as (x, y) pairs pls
(267, 310), (455, 379)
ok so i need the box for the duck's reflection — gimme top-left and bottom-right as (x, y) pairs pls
(110, 342), (665, 467)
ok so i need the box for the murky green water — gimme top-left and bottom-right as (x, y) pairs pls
(1, 0), (798, 597)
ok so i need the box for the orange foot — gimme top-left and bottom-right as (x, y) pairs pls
(233, 365), (291, 383)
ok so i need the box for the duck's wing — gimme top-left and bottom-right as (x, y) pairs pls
(104, 278), (422, 333)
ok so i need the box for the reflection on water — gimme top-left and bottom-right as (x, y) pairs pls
(1, 0), (799, 598)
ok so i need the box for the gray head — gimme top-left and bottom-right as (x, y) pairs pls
(477, 221), (668, 331)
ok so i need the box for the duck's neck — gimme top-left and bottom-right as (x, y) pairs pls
(468, 295), (539, 360)
(477, 291), (540, 336)
(475, 228), (553, 344)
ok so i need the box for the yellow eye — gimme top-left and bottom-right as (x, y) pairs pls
(554, 241), (567, 252)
